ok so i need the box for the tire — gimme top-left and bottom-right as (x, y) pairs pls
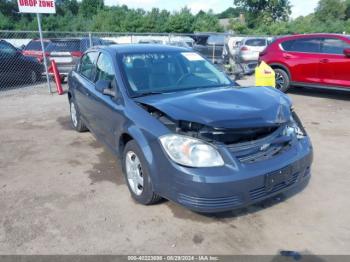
(28, 69), (38, 84)
(122, 140), (162, 205)
(274, 68), (290, 92)
(69, 99), (88, 132)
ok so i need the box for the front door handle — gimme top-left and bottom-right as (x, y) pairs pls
(320, 59), (329, 63)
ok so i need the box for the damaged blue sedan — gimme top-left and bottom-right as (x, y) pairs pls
(68, 44), (313, 213)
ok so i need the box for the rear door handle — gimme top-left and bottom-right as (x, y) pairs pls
(320, 59), (329, 63)
(283, 54), (292, 59)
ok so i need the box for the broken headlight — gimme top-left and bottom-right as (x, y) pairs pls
(285, 110), (307, 139)
(159, 134), (224, 167)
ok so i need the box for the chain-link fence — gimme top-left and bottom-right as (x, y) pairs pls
(0, 30), (269, 93)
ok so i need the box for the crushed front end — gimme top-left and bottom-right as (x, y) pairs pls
(136, 88), (313, 213)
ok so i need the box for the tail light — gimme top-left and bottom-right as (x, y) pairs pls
(70, 51), (83, 57)
(240, 46), (249, 51)
(37, 52), (50, 63)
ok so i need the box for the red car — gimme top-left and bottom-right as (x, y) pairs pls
(260, 34), (350, 92)
(22, 39), (51, 63)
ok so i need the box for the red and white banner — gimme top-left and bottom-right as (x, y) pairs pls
(17, 0), (56, 14)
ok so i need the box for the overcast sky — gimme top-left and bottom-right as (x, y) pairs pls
(105, 0), (319, 19)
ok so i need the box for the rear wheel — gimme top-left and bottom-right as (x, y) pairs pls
(274, 68), (290, 92)
(122, 140), (162, 205)
(28, 69), (37, 84)
(69, 99), (88, 132)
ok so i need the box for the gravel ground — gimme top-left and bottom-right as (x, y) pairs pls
(0, 77), (350, 255)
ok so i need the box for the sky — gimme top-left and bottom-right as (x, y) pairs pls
(105, 0), (320, 19)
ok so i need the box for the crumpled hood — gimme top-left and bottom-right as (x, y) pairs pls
(135, 87), (292, 129)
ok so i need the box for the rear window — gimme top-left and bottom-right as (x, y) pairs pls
(46, 40), (81, 52)
(281, 38), (321, 53)
(245, 39), (267, 46)
(281, 40), (295, 51)
(207, 35), (225, 45)
(25, 40), (50, 51)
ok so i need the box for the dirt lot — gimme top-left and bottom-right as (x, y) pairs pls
(0, 78), (350, 255)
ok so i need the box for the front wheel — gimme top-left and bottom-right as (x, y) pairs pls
(122, 140), (162, 205)
(274, 68), (290, 92)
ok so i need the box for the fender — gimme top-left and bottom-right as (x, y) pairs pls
(121, 125), (161, 191)
(270, 63), (292, 79)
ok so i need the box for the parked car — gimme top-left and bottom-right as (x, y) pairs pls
(67, 44), (313, 213)
(260, 33), (350, 92)
(193, 34), (226, 64)
(165, 41), (192, 49)
(22, 38), (52, 63)
(47, 37), (104, 80)
(237, 37), (269, 74)
(0, 40), (43, 85)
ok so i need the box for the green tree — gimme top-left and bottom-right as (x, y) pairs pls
(234, 0), (291, 27)
(80, 0), (104, 17)
(165, 7), (194, 33)
(315, 0), (347, 22)
(193, 10), (223, 32)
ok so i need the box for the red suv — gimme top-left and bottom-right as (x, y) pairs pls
(260, 34), (350, 92)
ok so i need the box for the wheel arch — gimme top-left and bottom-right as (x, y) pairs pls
(117, 127), (160, 191)
(270, 63), (291, 80)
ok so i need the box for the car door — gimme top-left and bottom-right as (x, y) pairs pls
(89, 51), (124, 149)
(282, 37), (322, 84)
(73, 51), (99, 129)
(319, 37), (350, 88)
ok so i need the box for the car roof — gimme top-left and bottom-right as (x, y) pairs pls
(92, 44), (189, 54)
(275, 33), (350, 42)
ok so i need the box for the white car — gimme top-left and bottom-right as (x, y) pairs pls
(237, 37), (268, 62)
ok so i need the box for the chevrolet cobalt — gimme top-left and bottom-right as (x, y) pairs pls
(67, 45), (313, 213)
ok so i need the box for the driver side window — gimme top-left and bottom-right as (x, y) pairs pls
(95, 53), (115, 82)
(79, 52), (98, 81)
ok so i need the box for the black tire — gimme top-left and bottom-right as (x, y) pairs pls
(28, 69), (38, 84)
(69, 98), (88, 132)
(274, 68), (290, 92)
(122, 140), (162, 205)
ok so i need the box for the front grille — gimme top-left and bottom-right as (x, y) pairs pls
(249, 172), (299, 201)
(178, 194), (243, 209)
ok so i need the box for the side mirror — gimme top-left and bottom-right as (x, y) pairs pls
(95, 79), (117, 97)
(344, 48), (350, 58)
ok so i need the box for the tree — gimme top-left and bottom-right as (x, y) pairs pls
(315, 0), (347, 22)
(234, 0), (291, 27)
(217, 7), (242, 19)
(193, 10), (223, 32)
(80, 0), (104, 17)
(165, 8), (194, 33)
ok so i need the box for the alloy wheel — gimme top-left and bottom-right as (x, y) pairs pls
(125, 151), (144, 196)
(70, 102), (78, 127)
(275, 72), (285, 90)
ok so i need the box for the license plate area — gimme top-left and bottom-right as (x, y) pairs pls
(265, 166), (293, 192)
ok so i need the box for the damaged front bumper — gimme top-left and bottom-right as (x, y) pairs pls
(150, 134), (313, 213)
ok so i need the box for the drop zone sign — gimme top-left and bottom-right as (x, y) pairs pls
(17, 0), (56, 14)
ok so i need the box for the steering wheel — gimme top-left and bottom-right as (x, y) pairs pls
(176, 73), (194, 86)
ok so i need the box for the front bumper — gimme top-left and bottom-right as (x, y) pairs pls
(150, 136), (313, 213)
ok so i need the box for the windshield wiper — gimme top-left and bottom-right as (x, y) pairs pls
(132, 91), (165, 98)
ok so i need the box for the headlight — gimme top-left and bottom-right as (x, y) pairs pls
(291, 110), (307, 139)
(159, 134), (224, 167)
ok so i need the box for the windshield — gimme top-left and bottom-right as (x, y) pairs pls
(120, 51), (232, 97)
